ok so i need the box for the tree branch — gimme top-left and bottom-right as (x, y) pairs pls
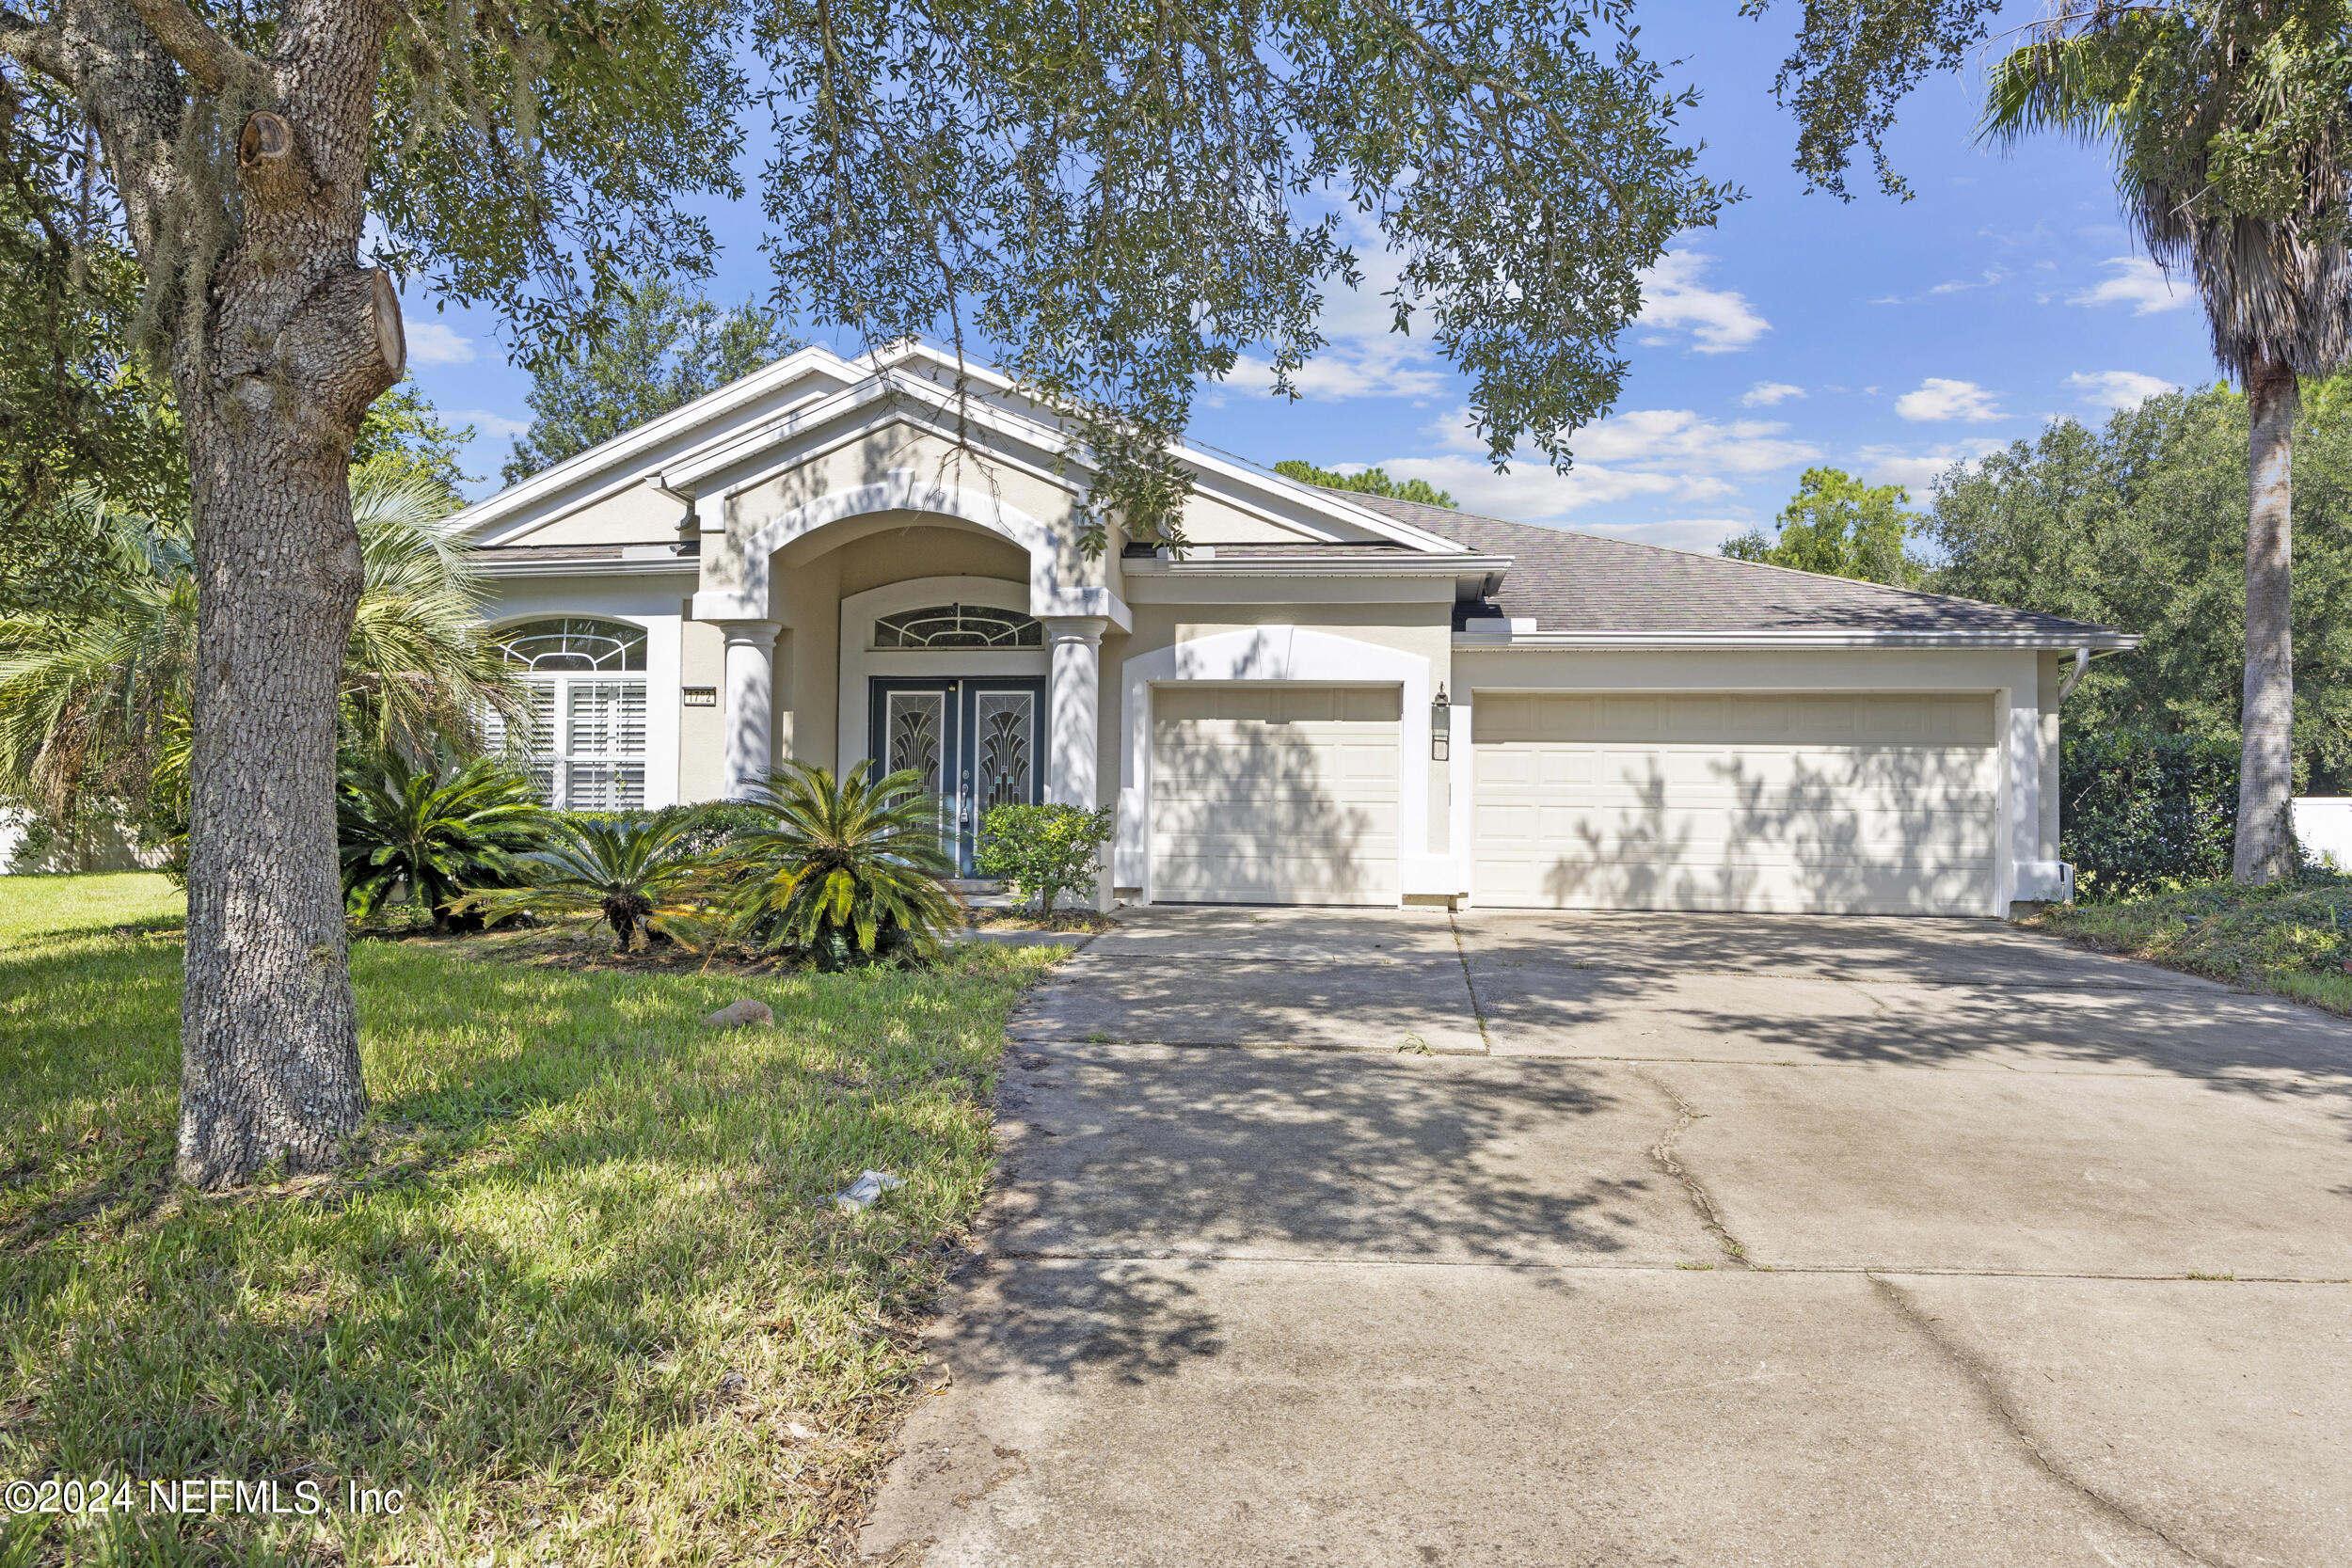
(119, 0), (263, 94)
(0, 8), (73, 82)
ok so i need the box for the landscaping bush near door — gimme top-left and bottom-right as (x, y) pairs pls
(977, 802), (1115, 917)
(2061, 730), (2241, 901)
(720, 762), (961, 967)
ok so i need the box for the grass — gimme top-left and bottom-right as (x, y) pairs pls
(2026, 874), (2352, 1017)
(0, 873), (1065, 1565)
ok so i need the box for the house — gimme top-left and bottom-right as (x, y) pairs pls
(456, 341), (2135, 915)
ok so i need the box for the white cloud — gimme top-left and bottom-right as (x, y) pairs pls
(2070, 256), (2191, 315)
(2065, 370), (2180, 410)
(1894, 377), (2005, 423)
(1402, 404), (1819, 520)
(1740, 381), (1805, 408)
(1855, 438), (2010, 491)
(1929, 269), (2006, 295)
(451, 409), (532, 440)
(1633, 250), (1771, 354)
(1575, 516), (1761, 554)
(1227, 338), (1448, 401)
(1218, 226), (1454, 400)
(406, 322), (475, 367)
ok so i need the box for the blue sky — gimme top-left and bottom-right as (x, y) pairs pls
(400, 8), (2224, 555)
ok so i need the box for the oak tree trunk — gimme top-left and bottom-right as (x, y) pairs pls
(175, 396), (372, 1184)
(166, 93), (400, 1184)
(2233, 358), (2298, 885)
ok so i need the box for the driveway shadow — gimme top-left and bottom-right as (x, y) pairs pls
(987, 1046), (1714, 1268)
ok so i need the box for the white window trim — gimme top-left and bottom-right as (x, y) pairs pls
(488, 613), (678, 812)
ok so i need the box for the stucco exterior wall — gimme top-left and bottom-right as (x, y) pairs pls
(493, 483), (684, 547)
(2039, 650), (2063, 862)
(701, 423), (1113, 601)
(829, 523), (1029, 597)
(678, 615), (726, 801)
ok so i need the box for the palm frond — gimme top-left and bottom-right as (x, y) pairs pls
(716, 762), (961, 965)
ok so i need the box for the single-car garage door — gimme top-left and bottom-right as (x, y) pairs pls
(1472, 691), (1999, 914)
(1152, 686), (1401, 903)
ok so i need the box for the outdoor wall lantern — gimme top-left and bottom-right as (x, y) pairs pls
(1432, 684), (1451, 761)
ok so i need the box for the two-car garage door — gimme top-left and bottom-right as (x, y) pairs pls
(1471, 691), (2000, 915)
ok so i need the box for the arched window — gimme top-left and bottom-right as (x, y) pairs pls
(496, 617), (647, 672)
(872, 603), (1041, 649)
(486, 617), (647, 809)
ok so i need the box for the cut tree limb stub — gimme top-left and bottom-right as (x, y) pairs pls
(370, 271), (405, 379)
(237, 111), (292, 167)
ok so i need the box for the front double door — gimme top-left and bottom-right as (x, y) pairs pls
(868, 678), (1047, 874)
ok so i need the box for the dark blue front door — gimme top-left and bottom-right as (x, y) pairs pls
(868, 678), (1046, 873)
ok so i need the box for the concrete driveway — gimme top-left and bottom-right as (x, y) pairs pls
(863, 908), (2352, 1567)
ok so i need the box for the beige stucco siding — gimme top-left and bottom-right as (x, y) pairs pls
(492, 483), (685, 548)
(773, 550), (840, 774)
(678, 616), (726, 800)
(702, 423), (1111, 599)
(827, 523), (1028, 597)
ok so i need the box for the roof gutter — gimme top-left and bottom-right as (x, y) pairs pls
(1454, 630), (2143, 652)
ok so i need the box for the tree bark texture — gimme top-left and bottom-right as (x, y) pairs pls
(24, 0), (402, 1183)
(2234, 358), (2298, 885)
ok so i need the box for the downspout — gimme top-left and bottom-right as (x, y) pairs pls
(2057, 646), (2090, 702)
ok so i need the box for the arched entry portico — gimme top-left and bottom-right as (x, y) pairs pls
(687, 468), (1129, 805)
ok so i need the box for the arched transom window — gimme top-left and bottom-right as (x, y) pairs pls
(873, 603), (1041, 649)
(487, 617), (647, 809)
(497, 617), (647, 673)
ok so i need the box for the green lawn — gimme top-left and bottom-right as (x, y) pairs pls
(0, 874), (1062, 1565)
(2026, 876), (2352, 1016)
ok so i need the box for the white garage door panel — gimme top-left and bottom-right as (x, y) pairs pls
(1152, 686), (1401, 904)
(1472, 692), (2000, 915)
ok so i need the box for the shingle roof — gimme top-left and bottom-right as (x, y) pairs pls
(1342, 495), (2125, 641)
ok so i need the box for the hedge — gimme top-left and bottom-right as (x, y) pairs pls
(2059, 731), (2240, 901)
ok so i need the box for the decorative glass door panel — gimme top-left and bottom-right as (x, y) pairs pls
(882, 690), (948, 793)
(870, 678), (1046, 874)
(973, 690), (1037, 814)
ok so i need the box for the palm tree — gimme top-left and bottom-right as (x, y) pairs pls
(0, 463), (525, 853)
(453, 809), (717, 950)
(338, 752), (550, 927)
(719, 762), (961, 967)
(1984, 7), (2352, 883)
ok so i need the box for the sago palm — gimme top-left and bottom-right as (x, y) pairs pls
(1984, 4), (2352, 881)
(719, 761), (961, 967)
(454, 809), (717, 951)
(338, 752), (551, 927)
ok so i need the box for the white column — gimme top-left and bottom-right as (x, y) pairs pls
(717, 619), (781, 800)
(1042, 617), (1106, 807)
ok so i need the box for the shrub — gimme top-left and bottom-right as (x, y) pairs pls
(570, 801), (767, 858)
(716, 761), (960, 968)
(2061, 730), (2240, 901)
(337, 752), (550, 927)
(977, 801), (1115, 917)
(454, 808), (716, 950)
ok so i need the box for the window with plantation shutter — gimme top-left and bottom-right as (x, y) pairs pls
(489, 619), (648, 809)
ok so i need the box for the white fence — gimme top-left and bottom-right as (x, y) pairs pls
(2298, 798), (2352, 869)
